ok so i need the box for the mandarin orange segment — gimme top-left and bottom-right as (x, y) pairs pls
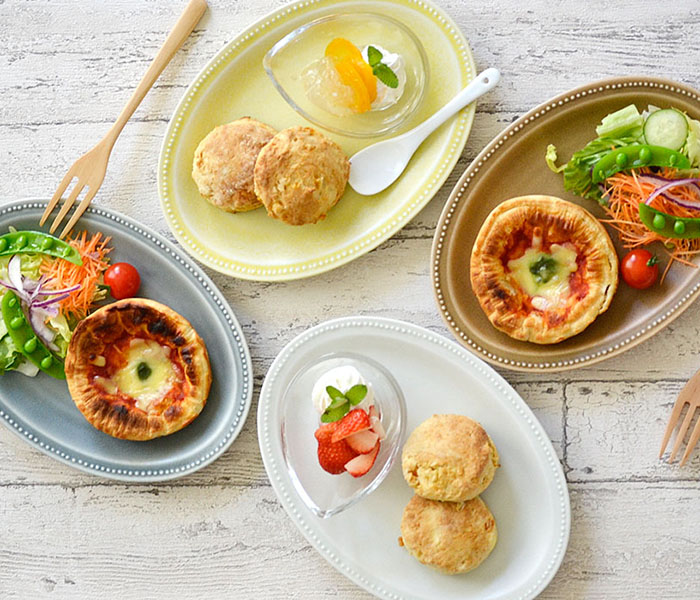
(325, 38), (377, 110)
(352, 59), (377, 103)
(332, 58), (371, 113)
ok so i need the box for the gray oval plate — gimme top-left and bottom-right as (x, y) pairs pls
(0, 200), (253, 481)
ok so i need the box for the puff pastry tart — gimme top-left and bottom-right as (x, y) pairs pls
(65, 299), (212, 440)
(470, 195), (618, 344)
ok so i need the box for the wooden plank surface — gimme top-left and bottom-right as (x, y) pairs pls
(1, 0), (699, 598)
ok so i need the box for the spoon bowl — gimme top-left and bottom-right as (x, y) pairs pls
(349, 68), (501, 195)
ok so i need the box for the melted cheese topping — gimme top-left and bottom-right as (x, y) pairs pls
(97, 339), (178, 412)
(507, 244), (578, 307)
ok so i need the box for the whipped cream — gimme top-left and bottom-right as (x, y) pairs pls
(361, 44), (406, 110)
(312, 365), (375, 415)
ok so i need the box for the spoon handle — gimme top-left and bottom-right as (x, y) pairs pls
(403, 67), (501, 151)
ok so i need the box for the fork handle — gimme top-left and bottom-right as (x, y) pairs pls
(105, 0), (207, 147)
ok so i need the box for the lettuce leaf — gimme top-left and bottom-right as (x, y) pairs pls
(547, 135), (639, 204)
(596, 104), (644, 139)
(684, 117), (700, 168)
(47, 312), (72, 358)
(0, 253), (45, 285)
(545, 144), (566, 173)
(0, 314), (28, 373)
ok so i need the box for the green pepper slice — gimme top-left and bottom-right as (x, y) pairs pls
(0, 231), (82, 265)
(638, 203), (700, 240)
(591, 145), (690, 184)
(0, 291), (65, 379)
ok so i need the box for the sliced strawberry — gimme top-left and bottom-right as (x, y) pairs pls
(330, 408), (371, 443)
(316, 424), (359, 474)
(346, 429), (379, 454)
(368, 405), (386, 440)
(314, 421), (338, 443)
(344, 442), (380, 478)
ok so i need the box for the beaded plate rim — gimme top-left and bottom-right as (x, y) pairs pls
(257, 316), (571, 600)
(431, 76), (700, 372)
(0, 199), (253, 482)
(157, 0), (476, 281)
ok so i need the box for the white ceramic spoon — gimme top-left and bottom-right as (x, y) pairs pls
(349, 67), (501, 196)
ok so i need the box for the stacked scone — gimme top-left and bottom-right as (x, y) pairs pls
(399, 414), (500, 574)
(192, 117), (349, 226)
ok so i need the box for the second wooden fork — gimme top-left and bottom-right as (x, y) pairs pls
(659, 367), (700, 466)
(40, 0), (207, 238)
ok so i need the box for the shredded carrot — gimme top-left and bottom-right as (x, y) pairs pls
(40, 231), (111, 320)
(600, 167), (700, 282)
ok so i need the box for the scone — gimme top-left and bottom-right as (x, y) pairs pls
(192, 117), (277, 212)
(470, 195), (618, 344)
(402, 414), (499, 502)
(253, 126), (349, 225)
(400, 494), (497, 574)
(65, 299), (211, 441)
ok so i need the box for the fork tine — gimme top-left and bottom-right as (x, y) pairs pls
(669, 405), (696, 462)
(679, 414), (700, 466)
(659, 396), (689, 458)
(59, 186), (97, 239)
(40, 171), (75, 227)
(49, 182), (84, 235)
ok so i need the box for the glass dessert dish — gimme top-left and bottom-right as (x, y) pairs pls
(264, 13), (429, 138)
(280, 352), (406, 518)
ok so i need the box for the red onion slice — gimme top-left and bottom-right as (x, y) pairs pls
(28, 305), (59, 351)
(33, 294), (71, 308)
(644, 177), (700, 210)
(7, 255), (24, 294)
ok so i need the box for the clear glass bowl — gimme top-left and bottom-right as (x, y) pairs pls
(280, 352), (406, 518)
(264, 13), (429, 138)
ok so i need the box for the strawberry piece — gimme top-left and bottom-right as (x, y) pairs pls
(346, 429), (379, 454)
(315, 423), (358, 474)
(344, 442), (380, 478)
(331, 408), (371, 443)
(368, 405), (386, 440)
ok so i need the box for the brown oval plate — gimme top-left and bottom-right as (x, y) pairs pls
(432, 76), (700, 372)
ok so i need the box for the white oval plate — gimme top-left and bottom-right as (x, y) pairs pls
(258, 316), (570, 599)
(0, 200), (253, 482)
(158, 0), (475, 281)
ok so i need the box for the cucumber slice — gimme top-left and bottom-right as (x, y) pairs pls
(643, 108), (688, 151)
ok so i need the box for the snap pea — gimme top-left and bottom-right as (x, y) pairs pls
(0, 231), (82, 265)
(638, 203), (700, 240)
(0, 291), (65, 379)
(591, 145), (691, 184)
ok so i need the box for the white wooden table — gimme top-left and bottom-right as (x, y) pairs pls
(1, 1), (699, 598)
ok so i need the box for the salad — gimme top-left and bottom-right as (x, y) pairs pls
(0, 229), (136, 379)
(547, 104), (700, 282)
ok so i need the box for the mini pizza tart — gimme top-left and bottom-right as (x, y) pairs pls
(470, 195), (618, 344)
(65, 298), (212, 440)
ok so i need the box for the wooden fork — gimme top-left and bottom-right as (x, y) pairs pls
(659, 367), (700, 466)
(40, 0), (207, 238)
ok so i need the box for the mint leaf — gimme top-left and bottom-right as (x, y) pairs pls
(321, 402), (350, 423)
(373, 63), (398, 89)
(367, 45), (383, 67)
(345, 384), (367, 405)
(327, 396), (348, 410)
(326, 385), (345, 401)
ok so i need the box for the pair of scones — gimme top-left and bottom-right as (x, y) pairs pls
(192, 117), (349, 225)
(399, 414), (500, 574)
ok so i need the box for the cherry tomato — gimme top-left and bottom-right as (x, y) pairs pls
(621, 249), (659, 289)
(104, 262), (141, 299)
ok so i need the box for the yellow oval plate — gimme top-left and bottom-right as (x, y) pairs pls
(158, 0), (475, 281)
